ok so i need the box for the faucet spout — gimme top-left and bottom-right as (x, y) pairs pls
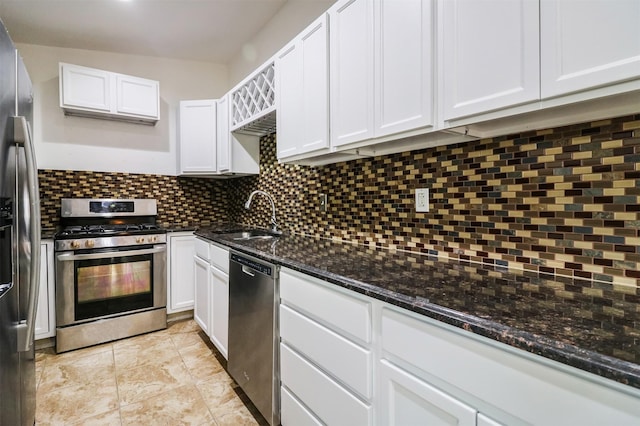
(244, 190), (281, 234)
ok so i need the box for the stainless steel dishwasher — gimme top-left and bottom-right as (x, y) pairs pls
(228, 251), (280, 426)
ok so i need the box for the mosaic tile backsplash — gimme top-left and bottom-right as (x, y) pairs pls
(38, 114), (640, 287)
(38, 170), (228, 229)
(231, 114), (640, 288)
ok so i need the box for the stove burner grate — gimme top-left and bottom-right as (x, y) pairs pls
(57, 223), (162, 237)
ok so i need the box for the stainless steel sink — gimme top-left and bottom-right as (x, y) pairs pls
(227, 229), (279, 241)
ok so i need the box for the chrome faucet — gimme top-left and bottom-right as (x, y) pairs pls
(244, 190), (281, 235)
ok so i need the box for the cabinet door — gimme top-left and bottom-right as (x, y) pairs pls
(210, 265), (229, 359)
(216, 96), (230, 173)
(276, 41), (303, 159)
(35, 241), (55, 340)
(378, 360), (477, 426)
(179, 100), (217, 174)
(60, 63), (111, 112)
(193, 255), (210, 335)
(541, 0), (640, 98)
(330, 0), (375, 147)
(375, 0), (433, 137)
(277, 15), (330, 160)
(300, 15), (330, 155)
(116, 74), (159, 118)
(441, 0), (540, 120)
(167, 234), (195, 313)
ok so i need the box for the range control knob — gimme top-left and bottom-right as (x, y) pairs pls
(136, 237), (146, 244)
(150, 236), (158, 243)
(70, 241), (80, 249)
(85, 240), (95, 248)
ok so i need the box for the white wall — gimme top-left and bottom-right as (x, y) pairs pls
(17, 43), (228, 175)
(228, 0), (335, 87)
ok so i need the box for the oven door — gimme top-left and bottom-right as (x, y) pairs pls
(55, 244), (167, 327)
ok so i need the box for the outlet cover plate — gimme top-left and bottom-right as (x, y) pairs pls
(415, 188), (429, 213)
(318, 193), (327, 212)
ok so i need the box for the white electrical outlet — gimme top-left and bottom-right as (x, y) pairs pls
(415, 188), (430, 212)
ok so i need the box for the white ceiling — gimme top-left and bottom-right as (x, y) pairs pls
(0, 0), (316, 63)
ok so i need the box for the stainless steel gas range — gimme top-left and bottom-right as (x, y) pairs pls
(54, 198), (167, 352)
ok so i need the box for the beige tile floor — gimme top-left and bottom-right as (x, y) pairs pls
(35, 319), (267, 426)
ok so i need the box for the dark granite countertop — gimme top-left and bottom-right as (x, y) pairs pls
(195, 224), (640, 391)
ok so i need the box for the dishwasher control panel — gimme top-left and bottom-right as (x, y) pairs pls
(230, 253), (273, 276)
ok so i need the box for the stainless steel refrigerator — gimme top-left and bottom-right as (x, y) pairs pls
(0, 18), (41, 426)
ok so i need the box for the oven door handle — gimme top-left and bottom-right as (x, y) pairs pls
(56, 245), (166, 261)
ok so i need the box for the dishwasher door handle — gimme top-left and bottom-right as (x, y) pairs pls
(241, 265), (255, 277)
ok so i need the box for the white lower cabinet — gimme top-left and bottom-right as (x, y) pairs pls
(477, 413), (504, 426)
(167, 232), (195, 313)
(193, 238), (228, 359)
(193, 255), (210, 335)
(378, 359), (477, 426)
(280, 386), (322, 426)
(209, 267), (228, 358)
(279, 268), (373, 425)
(280, 268), (640, 426)
(35, 240), (55, 340)
(281, 343), (372, 425)
(381, 306), (640, 425)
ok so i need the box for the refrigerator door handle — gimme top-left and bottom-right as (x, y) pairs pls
(13, 116), (41, 352)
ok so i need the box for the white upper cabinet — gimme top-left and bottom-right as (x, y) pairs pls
(330, 0), (375, 147)
(330, 0), (434, 148)
(216, 95), (231, 173)
(59, 62), (159, 124)
(330, 0), (434, 149)
(275, 42), (302, 159)
(540, 0), (640, 99)
(179, 97), (260, 177)
(374, 0), (433, 137)
(60, 65), (111, 113)
(276, 14), (330, 161)
(116, 74), (160, 118)
(440, 0), (540, 121)
(178, 99), (217, 175)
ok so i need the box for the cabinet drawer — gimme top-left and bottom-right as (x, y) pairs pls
(209, 243), (229, 273)
(280, 304), (372, 399)
(194, 237), (210, 261)
(280, 343), (372, 426)
(280, 268), (371, 344)
(281, 386), (322, 426)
